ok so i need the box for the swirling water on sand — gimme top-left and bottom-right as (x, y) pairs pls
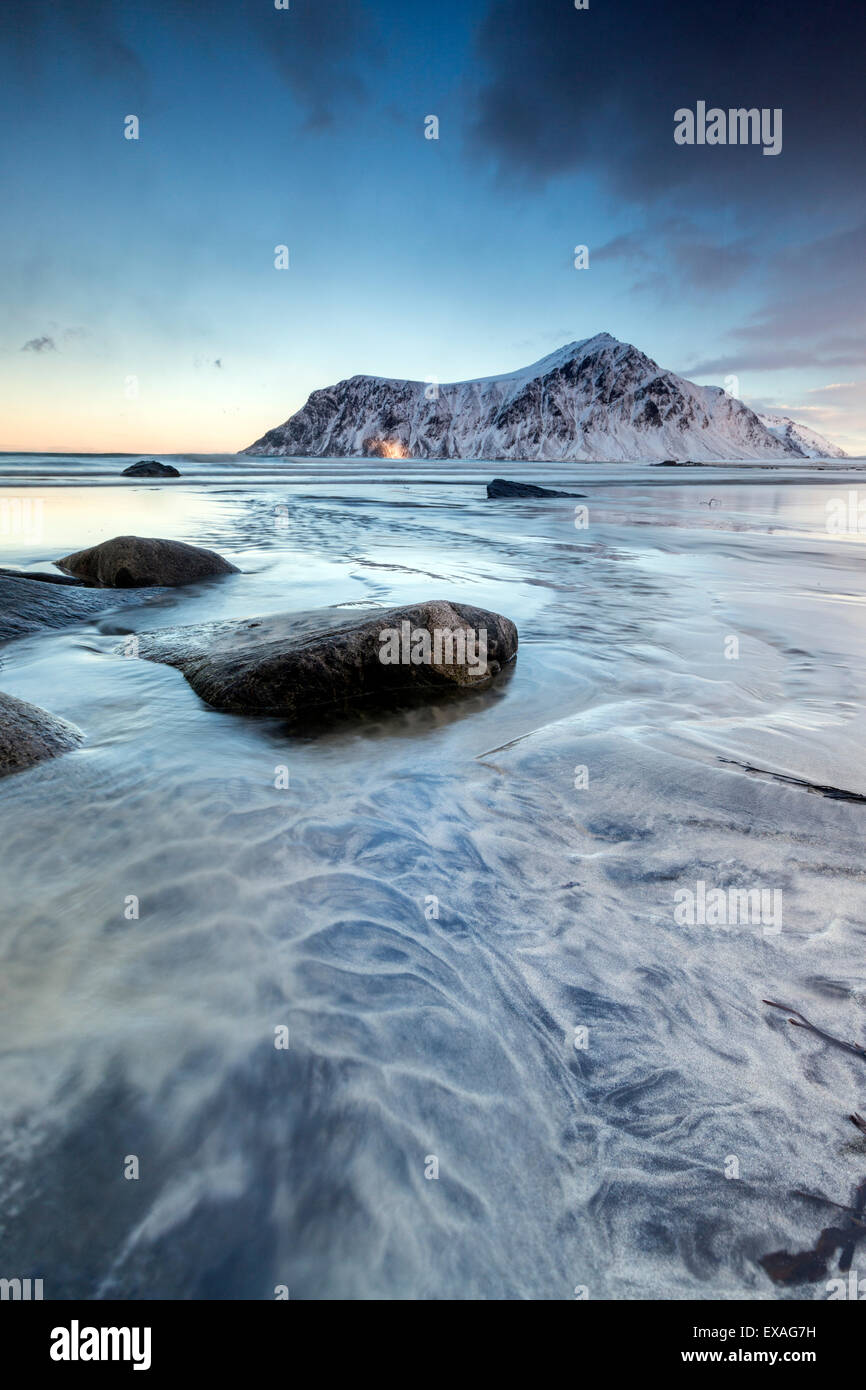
(1, 456), (865, 1300)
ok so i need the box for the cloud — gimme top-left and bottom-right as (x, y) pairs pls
(3, 0), (380, 127)
(253, 0), (379, 129)
(5, 0), (144, 79)
(469, 0), (866, 213)
(593, 233), (652, 267)
(681, 223), (866, 377)
(802, 381), (866, 411)
(675, 224), (866, 451)
(595, 223), (755, 293)
(21, 336), (56, 353)
(683, 348), (863, 375)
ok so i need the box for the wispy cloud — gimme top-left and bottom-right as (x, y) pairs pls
(681, 224), (866, 377)
(807, 381), (861, 394)
(4, 0), (380, 126)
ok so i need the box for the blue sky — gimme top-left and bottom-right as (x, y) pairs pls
(2, 0), (864, 454)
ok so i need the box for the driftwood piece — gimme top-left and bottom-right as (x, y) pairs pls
(762, 999), (866, 1059)
(760, 1179), (866, 1284)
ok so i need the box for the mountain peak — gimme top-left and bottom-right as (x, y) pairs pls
(449, 333), (636, 390)
(243, 336), (846, 462)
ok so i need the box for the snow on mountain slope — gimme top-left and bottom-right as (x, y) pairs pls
(757, 413), (847, 459)
(242, 333), (845, 462)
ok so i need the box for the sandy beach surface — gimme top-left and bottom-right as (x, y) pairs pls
(1, 454), (865, 1299)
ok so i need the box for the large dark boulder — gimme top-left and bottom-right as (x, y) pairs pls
(0, 691), (83, 777)
(57, 536), (239, 588)
(487, 478), (585, 499)
(122, 460), (181, 478)
(134, 600), (518, 720)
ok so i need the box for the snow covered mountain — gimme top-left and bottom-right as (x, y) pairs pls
(757, 412), (847, 460)
(242, 333), (847, 462)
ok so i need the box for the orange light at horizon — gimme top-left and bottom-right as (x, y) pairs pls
(362, 437), (409, 459)
(380, 439), (408, 459)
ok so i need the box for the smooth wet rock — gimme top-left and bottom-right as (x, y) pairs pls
(487, 478), (585, 499)
(0, 691), (83, 777)
(134, 600), (518, 719)
(0, 567), (83, 587)
(57, 536), (239, 588)
(0, 571), (142, 643)
(122, 460), (181, 478)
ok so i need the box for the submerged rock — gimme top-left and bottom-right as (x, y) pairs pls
(0, 691), (83, 777)
(0, 566), (83, 587)
(57, 536), (239, 588)
(0, 571), (140, 643)
(135, 600), (518, 719)
(487, 478), (584, 499)
(122, 460), (181, 478)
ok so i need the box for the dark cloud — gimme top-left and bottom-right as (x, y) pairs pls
(469, 0), (866, 211)
(253, 0), (379, 129)
(18, 327), (87, 354)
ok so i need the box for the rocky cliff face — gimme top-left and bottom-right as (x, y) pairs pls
(243, 333), (846, 462)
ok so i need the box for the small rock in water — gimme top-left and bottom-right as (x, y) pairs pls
(134, 599), (518, 720)
(57, 536), (239, 588)
(122, 460), (181, 478)
(0, 691), (83, 778)
(487, 478), (584, 499)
